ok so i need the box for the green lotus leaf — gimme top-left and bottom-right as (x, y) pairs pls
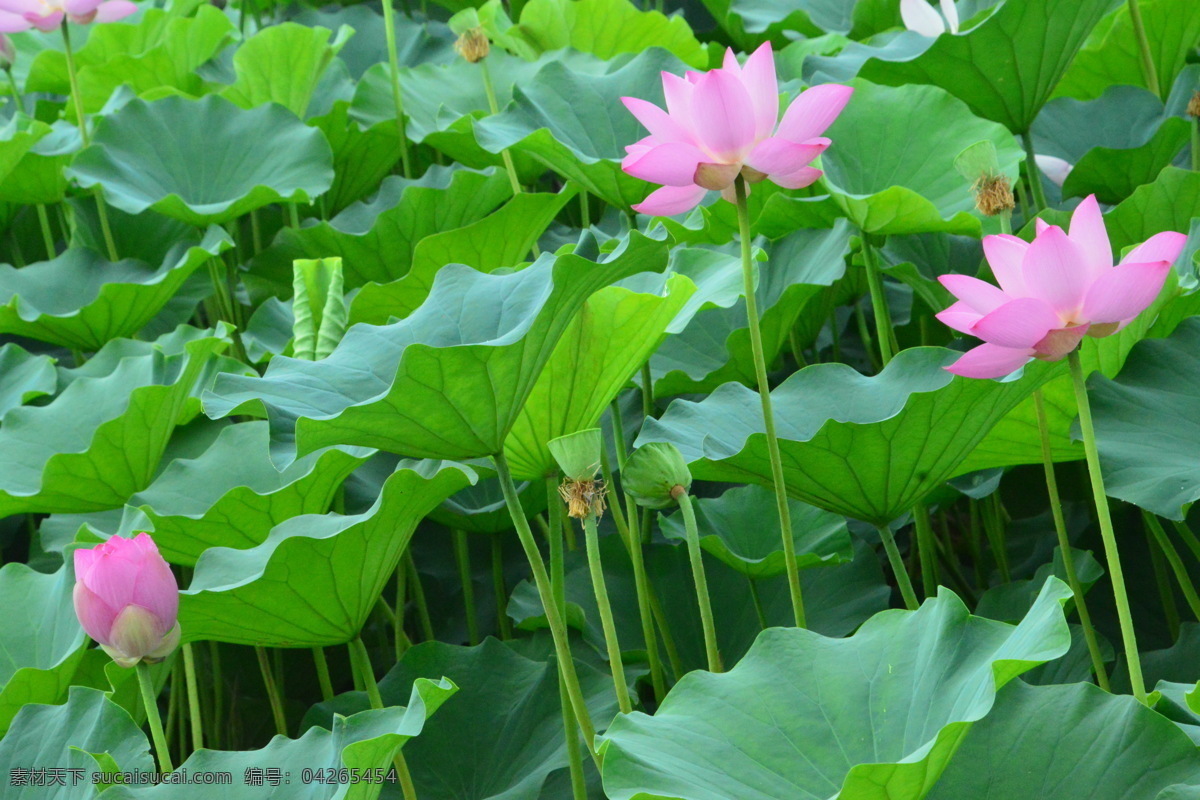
(25, 5), (235, 112)
(927, 681), (1200, 799)
(639, 347), (1054, 525)
(0, 227), (229, 351)
(296, 5), (457, 79)
(0, 344), (55, 418)
(308, 101), (403, 216)
(473, 48), (690, 209)
(349, 188), (578, 325)
(0, 115), (74, 205)
(221, 22), (353, 118)
(658, 484), (852, 579)
(102, 678), (458, 800)
(648, 222), (851, 397)
(205, 232), (669, 462)
(817, 81), (1022, 236)
(179, 460), (474, 646)
(0, 562), (86, 736)
(250, 166), (511, 292)
(503, 274), (695, 480)
(68, 95), (335, 227)
(599, 578), (1071, 800)
(0, 326), (239, 515)
(515, 0), (706, 67)
(0, 686), (153, 798)
(305, 639), (620, 800)
(819, 0), (1113, 133)
(428, 476), (548, 534)
(1056, 0), (1200, 102)
(111, 421), (373, 565)
(1103, 167), (1200, 253)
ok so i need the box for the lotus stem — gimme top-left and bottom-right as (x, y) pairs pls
(1192, 117), (1199, 172)
(675, 490), (722, 672)
(479, 58), (521, 198)
(640, 362), (654, 419)
(734, 175), (807, 628)
(1068, 349), (1147, 704)
(878, 524), (919, 610)
(1033, 389), (1110, 690)
(254, 645), (288, 736)
(35, 205), (54, 260)
(913, 503), (938, 598)
(136, 661), (174, 773)
(859, 234), (897, 366)
(312, 646), (335, 702)
(349, 636), (419, 800)
(494, 451), (598, 759)
(379, 0), (412, 178)
(1143, 512), (1200, 621)
(405, 553), (435, 642)
(983, 493), (1012, 583)
(1147, 527), (1182, 639)
(181, 644), (203, 752)
(491, 536), (513, 640)
(453, 530), (479, 646)
(581, 511), (634, 711)
(165, 661), (179, 760)
(1021, 133), (1048, 214)
(4, 66), (20, 110)
(747, 577), (768, 631)
(579, 190), (590, 226)
(558, 664), (589, 800)
(1125, 0), (1161, 97)
(207, 642), (223, 749)
(394, 560), (408, 659)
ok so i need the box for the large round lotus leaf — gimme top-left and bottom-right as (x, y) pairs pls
(205, 233), (669, 463)
(928, 681), (1200, 799)
(0, 344), (55, 418)
(599, 578), (1071, 800)
(638, 347), (1054, 525)
(819, 81), (1023, 236)
(68, 95), (334, 227)
(0, 115), (73, 205)
(0, 227), (229, 351)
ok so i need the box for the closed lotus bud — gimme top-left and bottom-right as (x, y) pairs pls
(73, 533), (180, 668)
(0, 36), (13, 71)
(622, 442), (692, 509)
(455, 27), (490, 63)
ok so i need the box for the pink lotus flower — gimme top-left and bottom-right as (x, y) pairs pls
(937, 195), (1187, 379)
(73, 533), (180, 668)
(0, 0), (136, 32)
(620, 42), (853, 217)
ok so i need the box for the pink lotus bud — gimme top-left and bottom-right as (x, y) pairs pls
(73, 533), (180, 668)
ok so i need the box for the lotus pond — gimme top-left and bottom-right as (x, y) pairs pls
(1, 0), (1200, 797)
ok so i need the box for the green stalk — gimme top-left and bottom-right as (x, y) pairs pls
(1172, 519), (1200, 563)
(491, 535), (513, 639)
(255, 645), (288, 736)
(394, 560), (408, 660)
(557, 665), (588, 800)
(1068, 349), (1146, 704)
(479, 58), (522, 198)
(349, 637), (418, 800)
(582, 512), (633, 712)
(405, 553), (435, 642)
(912, 504), (938, 598)
(494, 452), (597, 757)
(859, 234), (896, 365)
(453, 530), (480, 646)
(579, 190), (590, 226)
(312, 646), (335, 702)
(878, 524), (919, 610)
(207, 642), (222, 749)
(1192, 117), (1199, 172)
(675, 490), (722, 672)
(1125, 0), (1161, 97)
(379, 0), (412, 178)
(4, 66), (20, 110)
(1021, 133), (1048, 213)
(1143, 512), (1200, 621)
(747, 577), (768, 631)
(165, 661), (180, 761)
(61, 21), (118, 263)
(734, 175), (806, 628)
(1034, 389), (1109, 690)
(983, 494), (1012, 583)
(1147, 529), (1182, 640)
(35, 205), (54, 260)
(640, 362), (654, 420)
(181, 644), (203, 752)
(136, 662), (174, 773)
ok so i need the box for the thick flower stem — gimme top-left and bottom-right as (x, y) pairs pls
(349, 636), (418, 800)
(582, 513), (634, 712)
(1021, 133), (1048, 214)
(254, 646), (288, 736)
(913, 503), (938, 598)
(136, 662), (174, 773)
(378, 0), (412, 178)
(1033, 389), (1110, 690)
(1068, 349), (1147, 704)
(494, 452), (598, 758)
(878, 524), (919, 610)
(1126, 0), (1161, 97)
(405, 553), (435, 642)
(35, 205), (55, 260)
(181, 644), (204, 752)
(1142, 512), (1200, 621)
(491, 536), (513, 639)
(859, 235), (896, 365)
(734, 175), (806, 628)
(479, 59), (522, 198)
(61, 21), (118, 263)
(312, 646), (335, 702)
(675, 490), (722, 672)
(453, 529), (480, 646)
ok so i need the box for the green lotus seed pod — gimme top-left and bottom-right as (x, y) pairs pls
(547, 428), (602, 481)
(623, 442), (692, 508)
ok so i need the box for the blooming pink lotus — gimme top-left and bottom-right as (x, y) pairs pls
(620, 42), (853, 216)
(73, 533), (180, 668)
(937, 195), (1187, 379)
(0, 0), (136, 32)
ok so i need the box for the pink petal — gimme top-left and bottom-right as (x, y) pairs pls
(128, 553), (178, 630)
(622, 141), (707, 187)
(81, 539), (144, 613)
(0, 0), (43, 14)
(0, 12), (32, 31)
(745, 136), (827, 176)
(1035, 155), (1073, 187)
(1122, 231), (1187, 266)
(770, 166), (823, 190)
(1033, 325), (1089, 360)
(775, 84), (854, 145)
(63, 0), (101, 15)
(1081, 261), (1172, 324)
(721, 47), (739, 74)
(661, 72), (694, 125)
(29, 10), (61, 30)
(73, 582), (118, 644)
(1034, 218), (1051, 235)
(938, 273), (1009, 314)
(689, 68), (756, 162)
(940, 0), (959, 32)
(900, 0), (946, 36)
(1021, 225), (1090, 318)
(633, 184), (707, 216)
(740, 42), (779, 140)
(1067, 195), (1113, 279)
(982, 234), (1029, 296)
(93, 0), (136, 20)
(73, 547), (99, 584)
(934, 300), (983, 335)
(945, 343), (1033, 379)
(621, 97), (692, 144)
(970, 296), (1062, 349)
(107, 605), (170, 662)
